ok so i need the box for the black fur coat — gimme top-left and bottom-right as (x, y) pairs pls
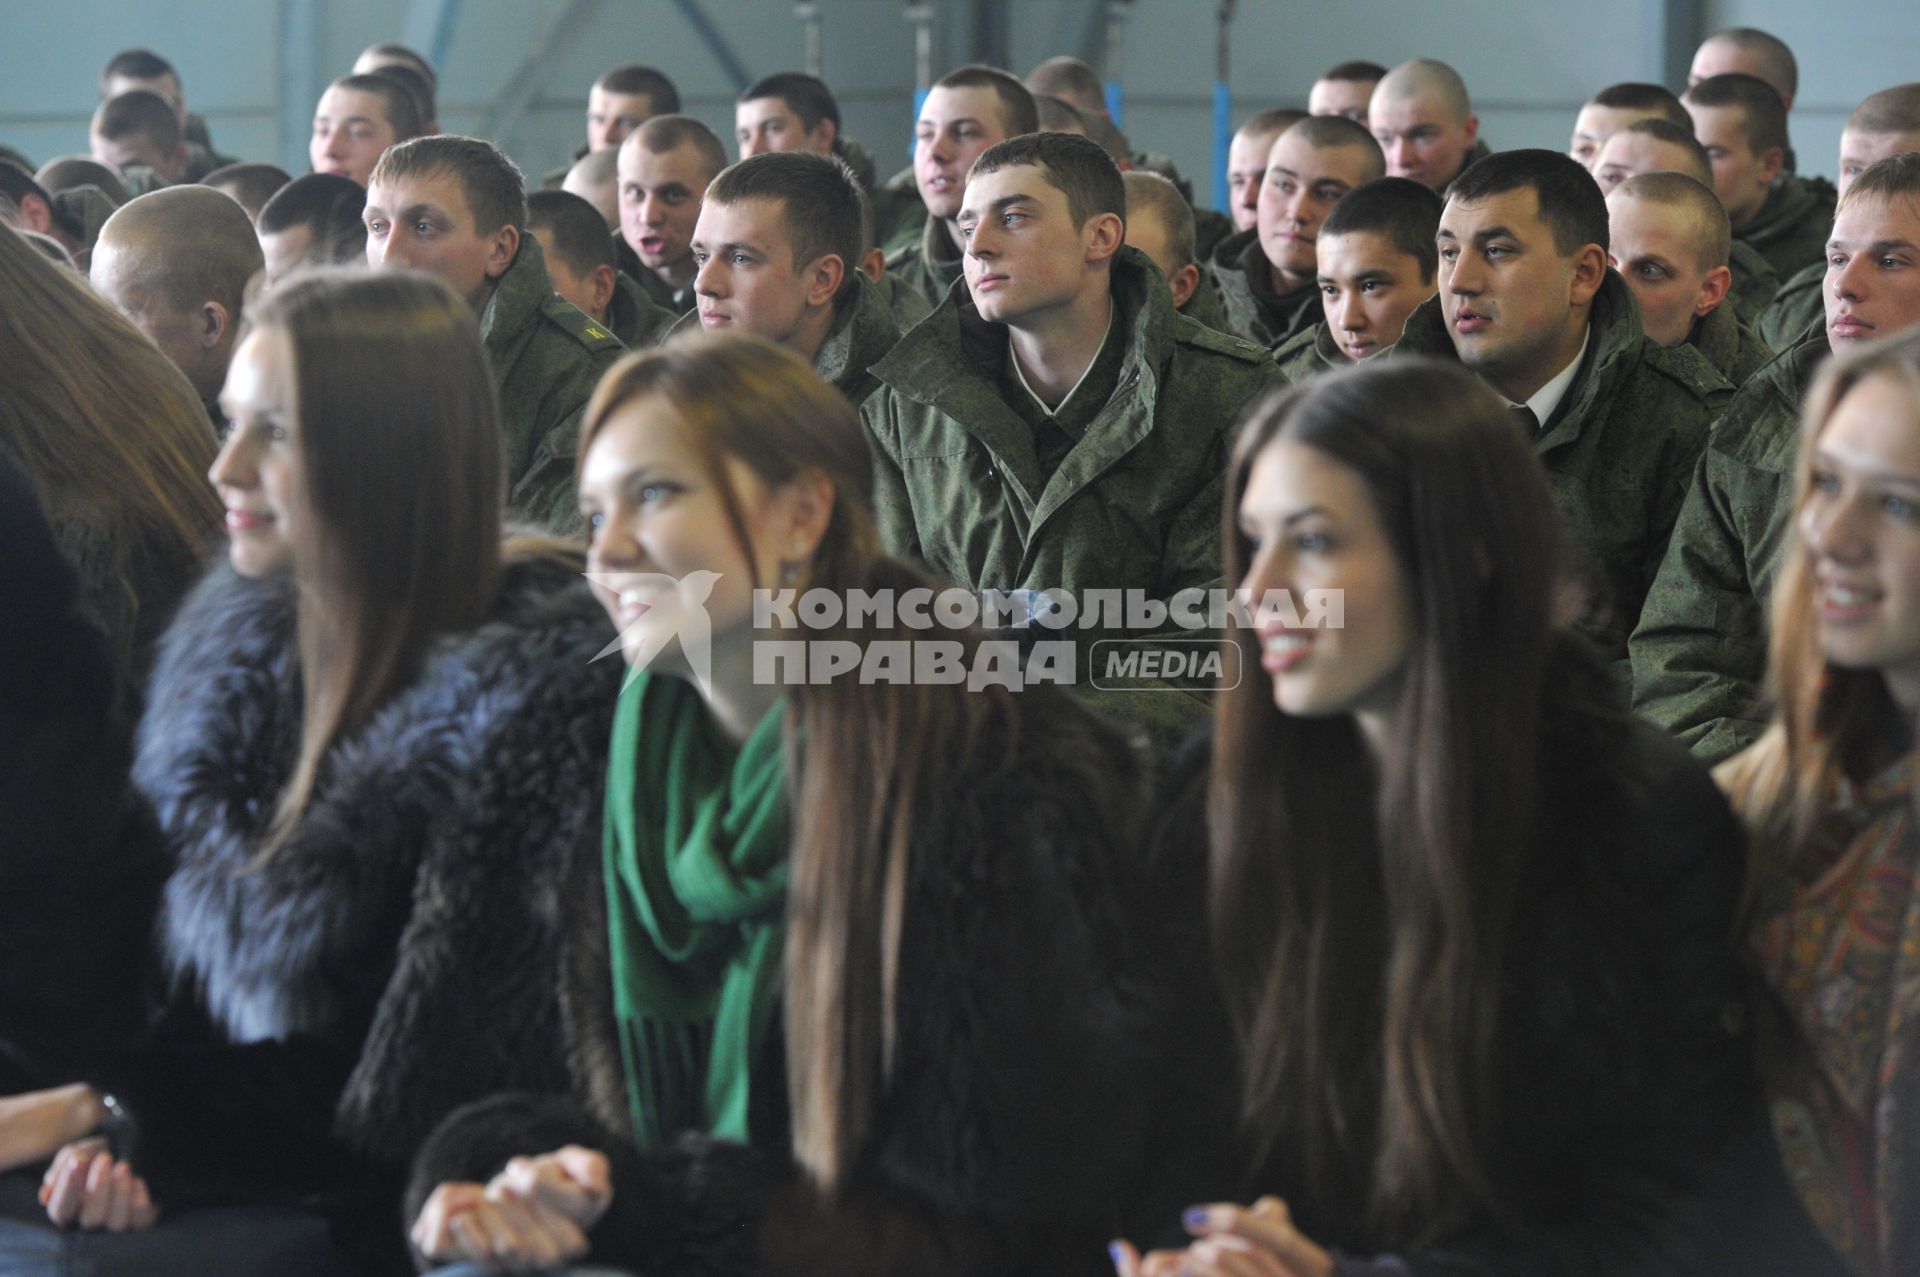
(409, 681), (1173, 1277)
(90, 551), (619, 1258)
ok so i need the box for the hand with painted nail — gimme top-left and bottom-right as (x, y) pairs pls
(1179, 1198), (1336, 1277)
(38, 1138), (159, 1232)
(410, 1145), (610, 1274)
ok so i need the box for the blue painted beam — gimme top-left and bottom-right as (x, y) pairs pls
(668, 0), (753, 92)
(402, 0), (465, 70)
(278, 0), (322, 175)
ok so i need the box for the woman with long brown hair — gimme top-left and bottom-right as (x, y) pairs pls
(1113, 358), (1829, 1276)
(0, 269), (620, 1276)
(408, 333), (1162, 1277)
(1720, 328), (1920, 1277)
(0, 219), (221, 677)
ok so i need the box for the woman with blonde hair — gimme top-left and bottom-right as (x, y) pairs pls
(0, 269), (619, 1276)
(0, 220), (220, 676)
(1720, 326), (1920, 1277)
(408, 333), (1162, 1277)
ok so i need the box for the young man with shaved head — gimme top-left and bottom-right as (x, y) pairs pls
(1392, 149), (1732, 659)
(99, 48), (234, 176)
(616, 114), (728, 316)
(1123, 169), (1230, 332)
(1686, 73), (1834, 279)
(1569, 82), (1691, 170)
(1272, 175), (1441, 381)
(1758, 84), (1920, 349)
(1689, 27), (1799, 111)
(527, 188), (674, 349)
(1369, 58), (1488, 192)
(255, 172), (366, 283)
(1607, 172), (1771, 385)
(89, 185), (261, 425)
(1224, 107), (1307, 234)
(538, 64), (679, 189)
(1308, 60), (1386, 129)
(1592, 118), (1781, 323)
(90, 90), (191, 190)
(1634, 154), (1920, 760)
(891, 64), (1038, 309)
(366, 135), (627, 532)
(1209, 116), (1385, 347)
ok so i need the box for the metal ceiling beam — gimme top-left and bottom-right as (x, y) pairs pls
(402, 0), (465, 70)
(669, 0), (753, 92)
(277, 0), (323, 174)
(482, 0), (603, 149)
(1646, 0), (1703, 91)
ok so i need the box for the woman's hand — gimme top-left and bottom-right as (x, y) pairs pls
(1112, 1198), (1334, 1277)
(410, 1145), (611, 1274)
(0, 1084), (108, 1174)
(39, 1138), (158, 1232)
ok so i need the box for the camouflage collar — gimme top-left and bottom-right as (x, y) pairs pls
(479, 231), (554, 355)
(1739, 175), (1835, 247)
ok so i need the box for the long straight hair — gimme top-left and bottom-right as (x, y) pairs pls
(246, 270), (504, 859)
(1210, 358), (1564, 1245)
(1721, 328), (1920, 892)
(0, 221), (221, 592)
(578, 334), (1028, 1193)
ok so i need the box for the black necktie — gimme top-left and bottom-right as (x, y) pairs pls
(1511, 403), (1540, 435)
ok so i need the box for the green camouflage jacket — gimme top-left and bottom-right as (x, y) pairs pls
(1206, 227), (1322, 348)
(1629, 329), (1829, 762)
(863, 245), (1276, 604)
(1394, 273), (1733, 659)
(879, 268), (933, 333)
(884, 212), (965, 312)
(666, 271), (902, 407)
(1271, 321), (1346, 384)
(608, 271), (677, 348)
(837, 136), (926, 253)
(1737, 175), (1836, 280)
(632, 261), (696, 317)
(1727, 239), (1782, 325)
(1756, 260), (1825, 352)
(1182, 266), (1234, 336)
(481, 233), (629, 534)
(183, 113), (238, 170)
(1690, 300), (1774, 387)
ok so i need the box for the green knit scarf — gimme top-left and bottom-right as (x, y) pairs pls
(602, 670), (789, 1150)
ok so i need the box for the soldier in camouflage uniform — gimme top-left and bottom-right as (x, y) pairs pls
(527, 190), (675, 350)
(1393, 151), (1733, 661)
(1756, 84), (1920, 349)
(1122, 170), (1232, 333)
(366, 136), (628, 536)
(1686, 75), (1835, 280)
(1632, 154), (1920, 761)
(662, 152), (902, 408)
(1606, 173), (1774, 387)
(1370, 59), (1493, 193)
(889, 66), (1039, 311)
(538, 63), (678, 189)
(616, 116), (727, 319)
(1274, 175), (1441, 384)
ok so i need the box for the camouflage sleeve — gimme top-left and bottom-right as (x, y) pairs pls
(510, 406), (589, 539)
(1159, 465), (1227, 602)
(1629, 446), (1771, 764)
(859, 393), (922, 563)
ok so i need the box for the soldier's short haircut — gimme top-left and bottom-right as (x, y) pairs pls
(1025, 57), (1105, 114)
(94, 91), (182, 151)
(367, 63), (437, 130)
(1280, 116), (1388, 180)
(1239, 108), (1310, 142)
(257, 173), (368, 264)
(35, 156), (129, 205)
(970, 131), (1124, 231)
(596, 65), (681, 114)
(739, 72), (840, 132)
(705, 151), (862, 297)
(569, 146), (620, 188)
(0, 162), (76, 240)
(326, 73), (427, 143)
(1685, 74), (1790, 159)
(934, 65), (1040, 139)
(632, 115), (729, 184)
(1838, 153), (1920, 214)
(203, 163), (292, 220)
(100, 185), (262, 315)
(1702, 28), (1797, 101)
(1320, 60), (1388, 84)
(1447, 148), (1610, 256)
(1083, 113), (1132, 165)
(527, 189), (616, 278)
(100, 49), (177, 94)
(1613, 171), (1731, 271)
(359, 42), (438, 92)
(1587, 82), (1691, 130)
(370, 135), (527, 234)
(1376, 59), (1473, 123)
(1123, 171), (1195, 271)
(1850, 84), (1920, 138)
(1037, 95), (1087, 134)
(1616, 118), (1713, 186)
(1321, 176), (1444, 281)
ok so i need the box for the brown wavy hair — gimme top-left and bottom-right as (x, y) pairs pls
(577, 333), (1026, 1192)
(1210, 356), (1564, 1245)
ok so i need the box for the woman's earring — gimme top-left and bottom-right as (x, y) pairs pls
(779, 560), (801, 588)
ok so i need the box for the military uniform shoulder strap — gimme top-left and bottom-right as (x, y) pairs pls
(1172, 312), (1271, 364)
(1639, 338), (1735, 403)
(541, 295), (628, 353)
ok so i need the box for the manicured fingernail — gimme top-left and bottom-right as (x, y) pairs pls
(1183, 1207), (1211, 1228)
(1109, 1241), (1125, 1265)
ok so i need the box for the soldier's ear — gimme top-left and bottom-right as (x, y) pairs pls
(1694, 265), (1732, 318)
(486, 223), (520, 283)
(1084, 210), (1125, 265)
